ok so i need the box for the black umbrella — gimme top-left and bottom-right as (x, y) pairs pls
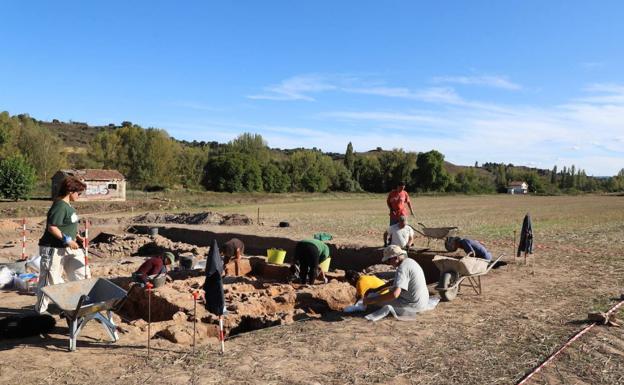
(203, 239), (225, 353)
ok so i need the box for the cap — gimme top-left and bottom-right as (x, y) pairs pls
(163, 252), (175, 265)
(382, 245), (406, 262)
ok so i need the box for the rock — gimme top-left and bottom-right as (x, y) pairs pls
(172, 311), (187, 323)
(254, 261), (291, 281)
(155, 324), (193, 344)
(130, 319), (148, 330)
(224, 258), (253, 277)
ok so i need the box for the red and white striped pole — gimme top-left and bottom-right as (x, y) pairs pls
(20, 218), (26, 261)
(84, 219), (90, 278)
(219, 315), (225, 354)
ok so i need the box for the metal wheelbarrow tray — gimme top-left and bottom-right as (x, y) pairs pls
(42, 278), (127, 351)
(433, 254), (504, 301)
(412, 222), (459, 246)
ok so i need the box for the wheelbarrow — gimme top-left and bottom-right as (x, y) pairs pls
(41, 278), (128, 351)
(433, 253), (504, 301)
(411, 222), (459, 246)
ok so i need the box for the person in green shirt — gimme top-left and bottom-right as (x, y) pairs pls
(36, 176), (89, 314)
(292, 239), (330, 285)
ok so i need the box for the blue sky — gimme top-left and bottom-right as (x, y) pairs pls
(1, 1), (623, 175)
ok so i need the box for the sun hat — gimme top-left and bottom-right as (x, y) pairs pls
(444, 237), (459, 252)
(382, 245), (406, 262)
(163, 252), (175, 265)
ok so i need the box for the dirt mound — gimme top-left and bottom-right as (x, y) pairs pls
(220, 214), (253, 226)
(115, 274), (355, 343)
(0, 220), (19, 232)
(90, 233), (208, 259)
(131, 212), (253, 226)
(87, 217), (129, 226)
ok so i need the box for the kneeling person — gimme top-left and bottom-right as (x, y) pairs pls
(133, 252), (175, 286)
(363, 245), (429, 317)
(221, 238), (245, 276)
(345, 270), (389, 300)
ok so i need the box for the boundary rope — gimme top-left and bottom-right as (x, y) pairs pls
(516, 298), (624, 385)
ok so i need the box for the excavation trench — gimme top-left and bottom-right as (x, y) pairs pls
(102, 225), (443, 344)
(128, 225), (443, 283)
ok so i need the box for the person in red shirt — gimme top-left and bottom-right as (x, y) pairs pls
(386, 182), (415, 225)
(132, 252), (175, 285)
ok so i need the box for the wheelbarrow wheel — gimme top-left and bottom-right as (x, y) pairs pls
(438, 271), (459, 302)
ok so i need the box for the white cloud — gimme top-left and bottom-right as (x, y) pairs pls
(248, 74), (469, 105)
(173, 75), (624, 175)
(316, 84), (624, 175)
(323, 111), (444, 125)
(432, 75), (522, 90)
(343, 86), (416, 98)
(576, 83), (624, 104)
(247, 75), (337, 101)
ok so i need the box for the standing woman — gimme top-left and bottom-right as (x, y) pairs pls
(36, 176), (89, 313)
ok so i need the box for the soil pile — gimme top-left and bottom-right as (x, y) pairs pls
(131, 212), (253, 226)
(90, 234), (208, 259)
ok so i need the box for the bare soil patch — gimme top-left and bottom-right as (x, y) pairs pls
(0, 194), (622, 385)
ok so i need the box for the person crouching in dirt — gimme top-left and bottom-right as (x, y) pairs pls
(291, 239), (330, 285)
(345, 270), (390, 300)
(36, 176), (89, 314)
(132, 252), (175, 287)
(362, 245), (429, 316)
(383, 215), (415, 249)
(221, 238), (244, 276)
(445, 237), (492, 261)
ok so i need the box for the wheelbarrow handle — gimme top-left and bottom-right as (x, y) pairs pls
(410, 224), (426, 237)
(112, 284), (137, 313)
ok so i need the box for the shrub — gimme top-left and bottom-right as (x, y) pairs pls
(0, 155), (36, 201)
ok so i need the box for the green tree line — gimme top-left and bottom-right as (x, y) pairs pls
(0, 111), (622, 199)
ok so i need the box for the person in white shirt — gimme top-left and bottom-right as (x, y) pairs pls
(383, 216), (414, 249)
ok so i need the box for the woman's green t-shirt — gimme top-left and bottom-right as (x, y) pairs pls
(38, 200), (79, 248)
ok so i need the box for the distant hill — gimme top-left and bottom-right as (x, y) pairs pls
(39, 119), (112, 148)
(37, 118), (554, 181)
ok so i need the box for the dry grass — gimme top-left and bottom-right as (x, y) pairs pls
(1, 193), (623, 384)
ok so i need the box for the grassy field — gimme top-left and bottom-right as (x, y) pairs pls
(1, 193), (623, 384)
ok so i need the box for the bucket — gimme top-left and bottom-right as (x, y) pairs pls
(179, 255), (195, 270)
(150, 275), (166, 288)
(267, 248), (286, 265)
(319, 257), (331, 273)
(149, 227), (159, 236)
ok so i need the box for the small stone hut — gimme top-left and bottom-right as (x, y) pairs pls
(51, 169), (126, 201)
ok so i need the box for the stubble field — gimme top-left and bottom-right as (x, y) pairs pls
(1, 193), (623, 384)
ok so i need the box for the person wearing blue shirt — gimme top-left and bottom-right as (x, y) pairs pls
(445, 237), (492, 261)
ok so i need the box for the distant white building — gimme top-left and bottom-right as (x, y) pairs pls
(507, 181), (528, 195)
